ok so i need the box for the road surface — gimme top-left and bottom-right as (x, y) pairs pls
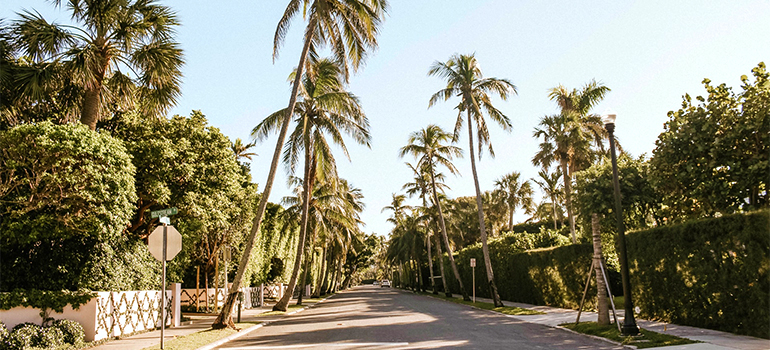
(215, 285), (620, 349)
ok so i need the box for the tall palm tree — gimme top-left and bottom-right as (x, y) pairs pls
(532, 167), (563, 229)
(532, 80), (609, 243)
(217, 0), (387, 327)
(428, 53), (516, 307)
(11, 0), (184, 130)
(399, 124), (469, 300)
(252, 57), (370, 312)
(382, 193), (411, 226)
(494, 172), (535, 232)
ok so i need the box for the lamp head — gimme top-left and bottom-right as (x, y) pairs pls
(602, 109), (617, 125)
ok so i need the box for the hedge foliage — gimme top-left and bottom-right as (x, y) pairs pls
(439, 209), (769, 339)
(443, 240), (595, 310)
(627, 210), (769, 338)
(0, 290), (96, 312)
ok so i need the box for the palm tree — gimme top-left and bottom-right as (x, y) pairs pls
(232, 138), (257, 161)
(252, 57), (369, 312)
(493, 172), (535, 232)
(399, 124), (469, 300)
(11, 0), (184, 130)
(428, 53), (516, 307)
(382, 193), (412, 226)
(217, 0), (387, 327)
(532, 80), (609, 243)
(532, 167), (563, 229)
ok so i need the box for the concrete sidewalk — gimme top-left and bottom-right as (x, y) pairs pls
(467, 295), (769, 350)
(89, 298), (324, 350)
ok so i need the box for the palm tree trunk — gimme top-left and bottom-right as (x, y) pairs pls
(297, 226), (317, 305)
(508, 204), (514, 232)
(81, 87), (101, 131)
(552, 196), (559, 230)
(466, 114), (503, 307)
(422, 195), (438, 295)
(432, 223), (450, 296)
(213, 21), (316, 329)
(273, 127), (314, 312)
(312, 240), (327, 298)
(561, 159), (577, 243)
(593, 213), (610, 325)
(430, 167), (469, 301)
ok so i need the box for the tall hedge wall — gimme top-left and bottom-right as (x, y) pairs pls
(440, 210), (769, 339)
(443, 243), (595, 310)
(627, 210), (769, 338)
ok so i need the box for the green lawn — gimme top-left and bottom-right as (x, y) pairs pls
(423, 293), (543, 315)
(141, 322), (258, 350)
(560, 322), (697, 349)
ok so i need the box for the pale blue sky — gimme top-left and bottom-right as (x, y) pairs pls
(3, 1), (769, 236)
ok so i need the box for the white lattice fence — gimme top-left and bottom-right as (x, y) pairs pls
(179, 285), (267, 310)
(0, 284), (181, 342)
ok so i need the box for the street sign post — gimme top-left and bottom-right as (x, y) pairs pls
(151, 207), (178, 219)
(147, 215), (180, 350)
(470, 258), (476, 303)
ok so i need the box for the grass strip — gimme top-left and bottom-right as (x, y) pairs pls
(423, 292), (543, 315)
(255, 304), (307, 317)
(560, 321), (698, 349)
(141, 322), (258, 350)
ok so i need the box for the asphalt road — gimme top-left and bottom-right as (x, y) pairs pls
(215, 285), (621, 349)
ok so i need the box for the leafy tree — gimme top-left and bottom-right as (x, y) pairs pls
(10, 0), (184, 130)
(220, 0), (388, 326)
(110, 111), (255, 287)
(428, 53), (516, 307)
(651, 62), (769, 220)
(0, 122), (158, 291)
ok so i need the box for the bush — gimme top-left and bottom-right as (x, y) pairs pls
(32, 326), (64, 348)
(628, 210), (769, 339)
(5, 323), (39, 350)
(0, 321), (7, 344)
(51, 319), (84, 345)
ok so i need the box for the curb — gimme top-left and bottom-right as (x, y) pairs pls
(194, 295), (334, 350)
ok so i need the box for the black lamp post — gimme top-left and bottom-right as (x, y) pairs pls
(603, 111), (639, 336)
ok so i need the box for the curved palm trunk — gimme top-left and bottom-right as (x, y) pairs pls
(432, 223), (450, 295)
(297, 226), (318, 305)
(466, 114), (503, 307)
(312, 240), (327, 297)
(422, 195), (438, 295)
(430, 167), (469, 301)
(273, 122), (314, 312)
(561, 159), (576, 243)
(212, 25), (315, 329)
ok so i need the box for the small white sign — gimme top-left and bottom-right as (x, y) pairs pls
(470, 258), (476, 267)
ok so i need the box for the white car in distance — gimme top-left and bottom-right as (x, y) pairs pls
(380, 280), (391, 288)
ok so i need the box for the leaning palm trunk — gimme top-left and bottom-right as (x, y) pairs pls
(561, 159), (576, 243)
(430, 169), (469, 301)
(273, 130), (315, 312)
(466, 114), (503, 307)
(312, 241), (327, 297)
(432, 223), (450, 295)
(423, 196), (437, 294)
(211, 27), (315, 329)
(297, 226), (318, 305)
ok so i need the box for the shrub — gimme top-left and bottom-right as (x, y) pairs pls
(5, 323), (39, 350)
(32, 326), (64, 348)
(0, 321), (7, 344)
(51, 319), (85, 345)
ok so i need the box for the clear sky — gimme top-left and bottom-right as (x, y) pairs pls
(3, 1), (769, 237)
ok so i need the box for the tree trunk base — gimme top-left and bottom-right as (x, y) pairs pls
(211, 292), (239, 330)
(444, 292), (453, 298)
(489, 280), (504, 307)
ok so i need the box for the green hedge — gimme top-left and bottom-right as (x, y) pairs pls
(441, 209), (769, 339)
(443, 242), (595, 310)
(628, 210), (769, 338)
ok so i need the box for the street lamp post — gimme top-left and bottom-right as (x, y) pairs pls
(603, 111), (639, 336)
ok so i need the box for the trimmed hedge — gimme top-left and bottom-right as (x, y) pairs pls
(441, 209), (769, 339)
(628, 210), (769, 339)
(443, 242), (595, 310)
